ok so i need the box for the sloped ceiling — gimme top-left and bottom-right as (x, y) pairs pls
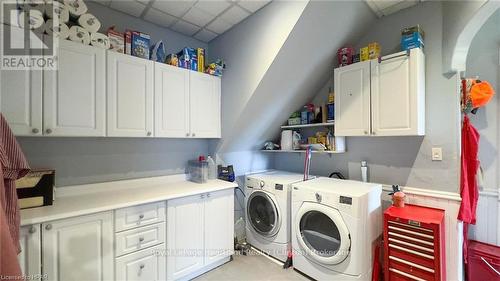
(209, 0), (377, 154)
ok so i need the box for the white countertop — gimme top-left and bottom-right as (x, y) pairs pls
(20, 175), (238, 226)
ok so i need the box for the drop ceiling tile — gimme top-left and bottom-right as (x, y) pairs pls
(182, 7), (214, 27)
(206, 17), (232, 34)
(194, 29), (218, 42)
(109, 0), (147, 17)
(372, 0), (404, 10)
(152, 0), (196, 17)
(219, 5), (249, 25)
(237, 0), (269, 13)
(171, 20), (201, 36)
(144, 7), (177, 28)
(194, 0), (231, 16)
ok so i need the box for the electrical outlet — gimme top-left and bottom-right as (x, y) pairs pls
(432, 147), (443, 161)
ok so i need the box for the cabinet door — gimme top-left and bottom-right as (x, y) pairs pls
(334, 60), (371, 136)
(18, 225), (42, 277)
(44, 40), (106, 136)
(115, 244), (166, 281)
(154, 63), (190, 138)
(0, 26), (42, 136)
(371, 48), (425, 136)
(204, 189), (234, 265)
(167, 194), (204, 280)
(189, 72), (221, 138)
(42, 211), (113, 281)
(107, 52), (154, 137)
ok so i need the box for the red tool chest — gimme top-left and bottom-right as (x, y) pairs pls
(467, 240), (500, 281)
(384, 204), (446, 281)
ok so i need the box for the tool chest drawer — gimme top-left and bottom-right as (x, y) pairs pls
(384, 204), (445, 281)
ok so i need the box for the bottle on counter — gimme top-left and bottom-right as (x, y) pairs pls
(361, 161), (368, 182)
(207, 155), (217, 180)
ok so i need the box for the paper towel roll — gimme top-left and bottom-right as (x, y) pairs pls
(44, 19), (69, 39)
(68, 25), (90, 45)
(90, 32), (110, 49)
(18, 10), (45, 31)
(64, 0), (87, 18)
(281, 130), (293, 151)
(46, 1), (69, 23)
(78, 13), (101, 33)
(17, 0), (46, 14)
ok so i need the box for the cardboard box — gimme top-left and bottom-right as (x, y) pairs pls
(177, 47), (197, 70)
(107, 27), (124, 53)
(402, 25), (424, 39)
(368, 42), (380, 59)
(401, 32), (424, 51)
(124, 30), (132, 55)
(197, 48), (205, 72)
(360, 47), (369, 61)
(131, 31), (150, 59)
(165, 54), (178, 66)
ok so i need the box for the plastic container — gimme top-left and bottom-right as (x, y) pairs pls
(187, 160), (208, 183)
(392, 191), (405, 208)
(467, 240), (500, 281)
(207, 156), (216, 180)
(361, 161), (368, 182)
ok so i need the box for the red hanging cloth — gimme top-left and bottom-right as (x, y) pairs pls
(458, 115), (480, 264)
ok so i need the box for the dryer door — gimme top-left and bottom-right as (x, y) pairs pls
(247, 190), (281, 237)
(295, 202), (351, 265)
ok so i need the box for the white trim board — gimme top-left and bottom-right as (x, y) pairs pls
(382, 184), (462, 201)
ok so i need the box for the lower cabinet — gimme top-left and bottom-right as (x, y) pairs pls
(18, 225), (42, 278)
(115, 244), (166, 281)
(42, 211), (114, 281)
(167, 188), (234, 280)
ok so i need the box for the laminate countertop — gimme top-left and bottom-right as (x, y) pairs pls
(20, 175), (238, 226)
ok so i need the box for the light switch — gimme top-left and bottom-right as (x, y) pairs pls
(432, 147), (443, 161)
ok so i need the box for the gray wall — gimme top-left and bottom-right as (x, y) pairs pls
(274, 1), (462, 193)
(17, 3), (211, 187)
(18, 137), (209, 186)
(465, 10), (500, 193)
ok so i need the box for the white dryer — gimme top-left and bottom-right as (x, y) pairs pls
(291, 177), (382, 281)
(245, 170), (306, 262)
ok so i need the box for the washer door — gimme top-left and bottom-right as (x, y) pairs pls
(247, 190), (281, 237)
(295, 202), (351, 265)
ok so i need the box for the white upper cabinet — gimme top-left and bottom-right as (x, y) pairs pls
(44, 39), (106, 136)
(42, 211), (114, 281)
(189, 72), (221, 138)
(334, 60), (372, 136)
(334, 48), (425, 137)
(154, 64), (190, 138)
(0, 26), (42, 136)
(107, 52), (154, 137)
(371, 48), (425, 136)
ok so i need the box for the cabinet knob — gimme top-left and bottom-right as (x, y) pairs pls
(45, 128), (52, 134)
(372, 131), (376, 135)
(139, 264), (145, 270)
(364, 131), (368, 135)
(186, 133), (190, 137)
(206, 193), (210, 198)
(147, 131), (152, 136)
(200, 194), (205, 199)
(32, 128), (39, 134)
(29, 226), (37, 233)
(192, 133), (196, 137)
(138, 214), (144, 220)
(139, 237), (144, 242)
(45, 224), (52, 231)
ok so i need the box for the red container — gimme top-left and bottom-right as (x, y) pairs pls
(337, 47), (354, 67)
(467, 240), (500, 281)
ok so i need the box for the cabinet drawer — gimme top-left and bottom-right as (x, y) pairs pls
(115, 202), (166, 232)
(116, 223), (165, 257)
(115, 244), (166, 281)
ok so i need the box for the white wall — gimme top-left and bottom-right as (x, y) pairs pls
(465, 10), (500, 245)
(275, 1), (461, 193)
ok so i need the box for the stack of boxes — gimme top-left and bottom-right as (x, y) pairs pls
(401, 25), (424, 51)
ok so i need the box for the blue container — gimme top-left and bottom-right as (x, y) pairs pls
(301, 111), (308, 124)
(401, 32), (424, 51)
(327, 103), (334, 121)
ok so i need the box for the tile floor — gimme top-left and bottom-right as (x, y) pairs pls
(194, 250), (311, 281)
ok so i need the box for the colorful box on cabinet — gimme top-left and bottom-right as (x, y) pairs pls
(197, 48), (205, 72)
(177, 47), (197, 71)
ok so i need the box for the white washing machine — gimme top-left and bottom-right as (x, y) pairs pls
(291, 177), (382, 281)
(245, 170), (306, 262)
